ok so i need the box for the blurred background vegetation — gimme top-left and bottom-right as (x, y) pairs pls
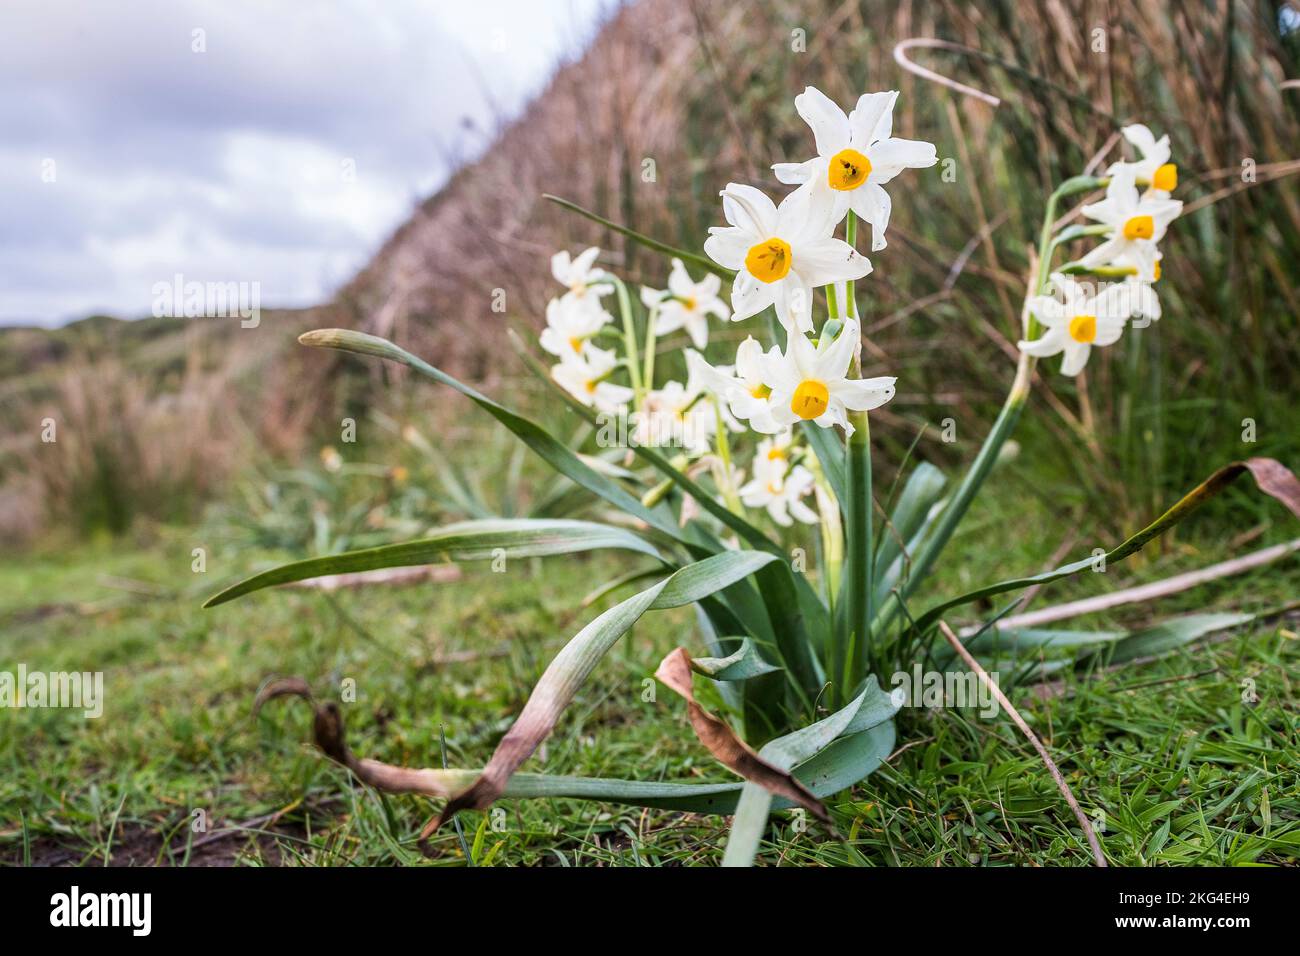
(2, 0), (1297, 553)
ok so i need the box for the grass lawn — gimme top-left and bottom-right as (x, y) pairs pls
(2, 488), (1297, 867)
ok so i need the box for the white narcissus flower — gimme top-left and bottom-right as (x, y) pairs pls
(551, 247), (610, 301)
(1018, 274), (1131, 376)
(551, 345), (633, 414)
(773, 87), (937, 251)
(640, 258), (729, 349)
(539, 295), (611, 362)
(1115, 251), (1162, 323)
(633, 380), (716, 454)
(740, 460), (818, 527)
(747, 431), (796, 490)
(686, 338), (782, 434)
(1106, 124), (1177, 196)
(1078, 166), (1182, 281)
(762, 319), (896, 437)
(703, 183), (871, 335)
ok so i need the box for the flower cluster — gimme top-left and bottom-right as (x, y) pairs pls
(1019, 124), (1183, 375)
(543, 86), (928, 527)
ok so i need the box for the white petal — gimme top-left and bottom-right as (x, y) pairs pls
(774, 273), (814, 335)
(685, 315), (709, 350)
(849, 90), (898, 147)
(1017, 327), (1067, 357)
(667, 258), (694, 298)
(1121, 124), (1157, 157)
(868, 137), (937, 183)
(1078, 237), (1127, 269)
(1059, 343), (1091, 376)
(813, 318), (859, 379)
(793, 237), (873, 288)
(1080, 197), (1122, 226)
(720, 183), (777, 235)
(849, 183), (891, 251)
(789, 496), (820, 525)
(1106, 165), (1140, 212)
(832, 375), (896, 411)
(730, 270), (777, 322)
(734, 336), (765, 383)
(703, 228), (749, 270)
(773, 159), (818, 185)
(573, 247), (600, 277)
(776, 183), (836, 241)
(1027, 293), (1066, 326)
(550, 251), (572, 285)
(654, 301), (688, 334)
(794, 85), (851, 155)
(1092, 315), (1125, 347)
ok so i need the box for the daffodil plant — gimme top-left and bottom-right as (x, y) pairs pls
(209, 89), (1300, 866)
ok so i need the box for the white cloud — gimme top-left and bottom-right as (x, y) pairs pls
(0, 0), (610, 325)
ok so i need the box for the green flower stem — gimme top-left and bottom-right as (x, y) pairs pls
(808, 456), (843, 606)
(845, 211), (860, 319)
(604, 274), (644, 402)
(711, 400), (744, 515)
(1028, 176), (1107, 337)
(826, 282), (841, 322)
(839, 208), (872, 703)
(871, 177), (1102, 637)
(843, 410), (873, 704)
(643, 305), (658, 392)
(641, 454), (689, 508)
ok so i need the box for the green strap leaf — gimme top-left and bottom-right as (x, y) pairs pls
(722, 677), (901, 866)
(801, 421), (847, 506)
(873, 461), (947, 609)
(298, 329), (685, 544)
(430, 550), (779, 831)
(408, 721), (894, 816)
(691, 638), (782, 681)
(543, 194), (735, 281)
(205, 518), (662, 607)
(913, 458), (1300, 636)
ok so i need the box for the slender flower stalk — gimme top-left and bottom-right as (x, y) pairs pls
(875, 176), (1103, 635)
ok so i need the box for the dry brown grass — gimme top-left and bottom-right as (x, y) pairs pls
(0, 309), (340, 545)
(343, 0), (1300, 381)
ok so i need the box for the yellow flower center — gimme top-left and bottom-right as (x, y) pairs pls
(584, 379), (598, 394)
(767, 447), (786, 461)
(750, 383), (772, 400)
(828, 148), (871, 191)
(745, 238), (792, 283)
(791, 380), (829, 420)
(1068, 315), (1097, 344)
(1123, 215), (1155, 240)
(1153, 260), (1162, 282)
(682, 296), (697, 311)
(568, 336), (583, 353)
(1152, 163), (1177, 192)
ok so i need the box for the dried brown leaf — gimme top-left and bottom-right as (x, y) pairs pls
(654, 647), (829, 823)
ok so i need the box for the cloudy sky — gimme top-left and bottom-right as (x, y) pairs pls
(0, 0), (610, 327)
